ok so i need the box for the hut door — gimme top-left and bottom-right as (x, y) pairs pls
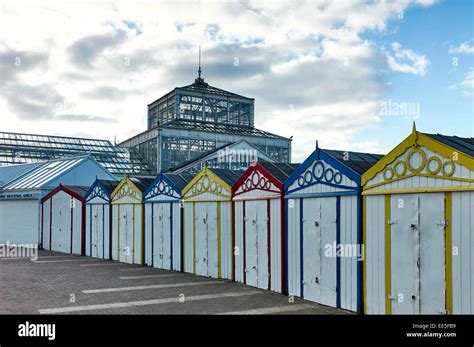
(195, 203), (209, 277)
(120, 205), (133, 264)
(245, 200), (258, 287)
(162, 203), (172, 270)
(390, 194), (419, 314)
(256, 200), (269, 290)
(93, 205), (102, 258)
(419, 193), (446, 314)
(320, 197), (337, 307)
(303, 198), (321, 302)
(208, 203), (219, 278)
(153, 203), (164, 268)
(390, 193), (446, 314)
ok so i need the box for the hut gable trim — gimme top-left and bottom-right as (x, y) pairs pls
(284, 148), (359, 195)
(361, 126), (474, 189)
(232, 163), (282, 198)
(41, 184), (85, 203)
(143, 173), (181, 201)
(182, 167), (232, 200)
(362, 128), (474, 189)
(111, 176), (143, 203)
(85, 180), (111, 203)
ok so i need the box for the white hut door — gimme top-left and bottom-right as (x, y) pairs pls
(195, 203), (209, 277)
(208, 203), (219, 278)
(121, 205), (133, 264)
(320, 197), (337, 307)
(245, 200), (258, 287)
(93, 205), (102, 258)
(162, 203), (172, 270)
(303, 198), (321, 302)
(153, 204), (164, 268)
(62, 198), (72, 254)
(256, 200), (269, 290)
(390, 194), (419, 314)
(419, 193), (446, 314)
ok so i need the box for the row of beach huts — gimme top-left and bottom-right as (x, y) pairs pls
(0, 125), (472, 314)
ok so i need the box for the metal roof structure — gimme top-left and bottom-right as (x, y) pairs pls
(323, 149), (384, 175)
(163, 119), (288, 139)
(211, 168), (242, 187)
(170, 140), (275, 174)
(0, 131), (154, 176)
(423, 133), (474, 157)
(259, 162), (300, 183)
(62, 185), (89, 198)
(1, 156), (113, 191)
(0, 162), (43, 188)
(177, 77), (253, 100)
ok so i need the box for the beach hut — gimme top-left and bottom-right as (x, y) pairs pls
(84, 179), (119, 259)
(111, 176), (153, 265)
(284, 145), (381, 312)
(182, 167), (240, 280)
(41, 185), (88, 255)
(0, 156), (115, 246)
(143, 172), (192, 271)
(362, 125), (474, 314)
(233, 162), (298, 293)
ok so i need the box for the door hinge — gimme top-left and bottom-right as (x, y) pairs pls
(388, 219), (397, 225)
(436, 219), (447, 227)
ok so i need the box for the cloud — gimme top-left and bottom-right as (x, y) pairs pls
(68, 29), (127, 68)
(0, 0), (440, 161)
(449, 68), (474, 96)
(385, 42), (430, 76)
(449, 40), (474, 55)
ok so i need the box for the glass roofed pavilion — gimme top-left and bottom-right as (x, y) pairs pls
(0, 131), (154, 176)
(120, 72), (292, 173)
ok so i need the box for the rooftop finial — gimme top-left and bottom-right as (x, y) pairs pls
(412, 121), (417, 134)
(198, 45), (202, 79)
(315, 140), (319, 150)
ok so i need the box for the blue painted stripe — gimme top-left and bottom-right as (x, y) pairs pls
(144, 198), (180, 204)
(151, 203), (154, 267)
(357, 194), (363, 313)
(336, 196), (341, 309)
(170, 202), (173, 271)
(89, 205), (92, 257)
(284, 199), (289, 296)
(102, 204), (105, 259)
(287, 181), (357, 195)
(285, 190), (358, 199)
(300, 198), (304, 298)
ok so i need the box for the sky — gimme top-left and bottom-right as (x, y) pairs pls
(0, 0), (472, 162)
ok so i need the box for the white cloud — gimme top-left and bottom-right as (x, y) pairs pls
(385, 42), (430, 76)
(449, 40), (474, 55)
(0, 0), (438, 161)
(449, 68), (474, 96)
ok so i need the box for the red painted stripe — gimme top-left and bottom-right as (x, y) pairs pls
(243, 200), (246, 285)
(49, 197), (53, 251)
(266, 199), (271, 291)
(81, 202), (85, 256)
(231, 201), (235, 281)
(41, 200), (44, 248)
(280, 197), (286, 294)
(70, 198), (74, 254)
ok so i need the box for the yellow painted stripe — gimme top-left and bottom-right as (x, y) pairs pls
(193, 202), (196, 274)
(132, 204), (136, 264)
(445, 192), (453, 314)
(117, 205), (121, 262)
(140, 205), (145, 265)
(384, 195), (391, 315)
(363, 195), (367, 314)
(362, 185), (474, 195)
(365, 173), (474, 190)
(217, 202), (222, 279)
(182, 202), (185, 272)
